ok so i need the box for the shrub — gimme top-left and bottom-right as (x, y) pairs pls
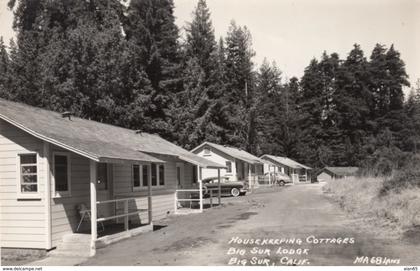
(380, 154), (420, 195)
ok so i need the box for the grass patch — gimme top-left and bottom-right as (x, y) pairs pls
(323, 176), (420, 238)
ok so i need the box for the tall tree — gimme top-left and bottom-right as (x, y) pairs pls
(224, 21), (256, 152)
(255, 59), (282, 155)
(0, 37), (10, 97)
(405, 79), (420, 153)
(6, 0), (47, 105)
(125, 0), (181, 138)
(171, 0), (226, 148)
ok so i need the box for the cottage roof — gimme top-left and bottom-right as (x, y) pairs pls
(260, 154), (312, 170)
(323, 167), (359, 177)
(191, 142), (264, 165)
(0, 98), (224, 168)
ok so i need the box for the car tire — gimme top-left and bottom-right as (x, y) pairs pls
(231, 188), (240, 197)
(279, 180), (286, 186)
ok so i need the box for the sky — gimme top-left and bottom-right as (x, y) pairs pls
(1, 0), (419, 89)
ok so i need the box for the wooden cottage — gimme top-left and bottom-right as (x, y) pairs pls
(260, 155), (312, 183)
(317, 167), (359, 182)
(0, 99), (224, 255)
(191, 142), (264, 186)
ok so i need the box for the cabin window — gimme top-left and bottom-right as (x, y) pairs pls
(251, 165), (256, 174)
(18, 153), (38, 194)
(133, 165), (140, 189)
(226, 161), (232, 173)
(150, 163), (164, 187)
(176, 166), (181, 186)
(159, 165), (165, 185)
(151, 164), (157, 186)
(192, 165), (197, 183)
(142, 165), (149, 187)
(53, 153), (71, 195)
(133, 164), (149, 190)
(203, 148), (211, 156)
(97, 163), (108, 190)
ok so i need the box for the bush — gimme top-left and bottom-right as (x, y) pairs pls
(380, 156), (420, 195)
(324, 176), (420, 237)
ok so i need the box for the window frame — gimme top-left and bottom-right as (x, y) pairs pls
(52, 152), (72, 197)
(97, 163), (108, 191)
(203, 147), (211, 156)
(132, 164), (141, 191)
(225, 161), (232, 173)
(158, 164), (165, 186)
(132, 164), (150, 191)
(16, 152), (40, 199)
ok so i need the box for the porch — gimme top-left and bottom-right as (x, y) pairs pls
(65, 160), (154, 257)
(174, 167), (223, 214)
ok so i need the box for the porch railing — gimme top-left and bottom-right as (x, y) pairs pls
(96, 197), (148, 231)
(174, 187), (222, 213)
(174, 189), (201, 213)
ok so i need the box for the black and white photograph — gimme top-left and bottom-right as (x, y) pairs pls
(0, 0), (419, 269)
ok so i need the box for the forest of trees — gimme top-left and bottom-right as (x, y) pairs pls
(0, 0), (419, 174)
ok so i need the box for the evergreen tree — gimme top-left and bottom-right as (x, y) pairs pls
(125, 0), (181, 138)
(405, 79), (420, 153)
(0, 37), (10, 97)
(255, 59), (283, 155)
(171, 0), (225, 148)
(224, 21), (256, 152)
(184, 0), (217, 87)
(6, 0), (47, 105)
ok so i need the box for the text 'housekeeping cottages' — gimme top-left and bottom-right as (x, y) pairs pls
(0, 98), (224, 254)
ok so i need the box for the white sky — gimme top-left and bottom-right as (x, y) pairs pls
(1, 0), (419, 88)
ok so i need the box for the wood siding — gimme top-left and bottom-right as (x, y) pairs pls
(113, 155), (195, 222)
(0, 119), (47, 249)
(49, 146), (91, 247)
(1, 118), (196, 249)
(193, 147), (237, 181)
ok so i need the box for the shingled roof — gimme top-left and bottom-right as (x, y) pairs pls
(191, 142), (264, 165)
(323, 167), (359, 177)
(260, 154), (312, 170)
(0, 98), (224, 168)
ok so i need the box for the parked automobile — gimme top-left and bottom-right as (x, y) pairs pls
(201, 176), (248, 197)
(261, 172), (292, 186)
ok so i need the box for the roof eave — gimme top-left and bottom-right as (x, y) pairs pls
(0, 114), (164, 164)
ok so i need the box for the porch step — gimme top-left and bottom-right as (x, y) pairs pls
(50, 233), (92, 257)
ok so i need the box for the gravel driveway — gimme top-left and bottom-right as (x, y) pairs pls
(81, 183), (420, 266)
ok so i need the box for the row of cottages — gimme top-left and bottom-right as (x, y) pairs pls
(0, 98), (225, 254)
(260, 155), (312, 183)
(316, 167), (359, 182)
(191, 142), (265, 186)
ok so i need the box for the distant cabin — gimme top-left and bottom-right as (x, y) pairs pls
(317, 167), (359, 182)
(191, 142), (264, 184)
(0, 98), (223, 252)
(260, 154), (312, 183)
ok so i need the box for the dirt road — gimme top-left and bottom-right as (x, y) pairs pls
(81, 183), (420, 266)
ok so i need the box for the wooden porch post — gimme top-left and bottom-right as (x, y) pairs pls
(217, 169), (221, 206)
(89, 160), (97, 255)
(148, 164), (153, 225)
(43, 142), (52, 249)
(248, 164), (252, 191)
(198, 165), (203, 212)
(268, 165), (271, 186)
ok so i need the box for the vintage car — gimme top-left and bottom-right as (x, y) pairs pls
(260, 172), (292, 186)
(201, 176), (248, 197)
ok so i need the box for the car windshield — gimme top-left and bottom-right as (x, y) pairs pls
(203, 177), (230, 184)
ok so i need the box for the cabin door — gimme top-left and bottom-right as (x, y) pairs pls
(176, 163), (184, 188)
(96, 163), (114, 221)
